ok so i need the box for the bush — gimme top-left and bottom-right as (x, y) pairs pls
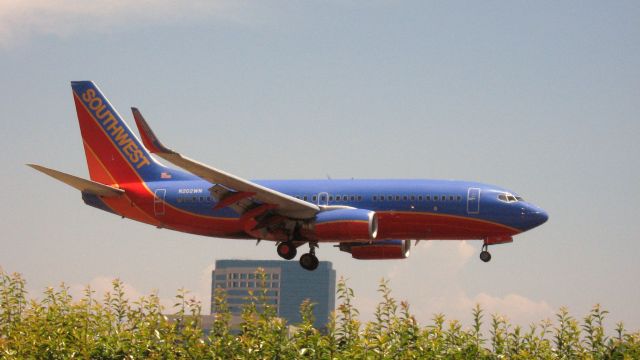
(1, 269), (639, 359)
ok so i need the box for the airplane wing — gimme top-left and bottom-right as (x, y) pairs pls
(131, 108), (319, 219)
(27, 164), (125, 197)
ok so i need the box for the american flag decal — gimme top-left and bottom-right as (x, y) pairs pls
(160, 172), (172, 179)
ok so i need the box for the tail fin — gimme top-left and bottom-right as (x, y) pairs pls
(71, 81), (164, 184)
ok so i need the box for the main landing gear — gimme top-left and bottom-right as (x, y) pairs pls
(276, 241), (319, 271)
(277, 241), (297, 260)
(299, 243), (319, 271)
(480, 242), (492, 263)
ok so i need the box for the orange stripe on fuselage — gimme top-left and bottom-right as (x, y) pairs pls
(83, 141), (161, 225)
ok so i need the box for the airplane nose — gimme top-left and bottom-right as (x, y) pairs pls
(534, 209), (549, 226)
(523, 206), (548, 229)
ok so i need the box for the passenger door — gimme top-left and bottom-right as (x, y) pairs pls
(467, 188), (480, 214)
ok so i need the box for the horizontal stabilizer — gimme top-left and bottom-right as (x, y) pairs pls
(27, 164), (125, 197)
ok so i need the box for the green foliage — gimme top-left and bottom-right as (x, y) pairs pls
(1, 268), (639, 359)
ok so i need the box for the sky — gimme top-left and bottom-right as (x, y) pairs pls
(1, 1), (639, 330)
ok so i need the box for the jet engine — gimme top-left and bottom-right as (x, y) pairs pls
(339, 239), (412, 260)
(301, 208), (378, 242)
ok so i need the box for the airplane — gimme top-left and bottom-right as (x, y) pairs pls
(29, 81), (548, 271)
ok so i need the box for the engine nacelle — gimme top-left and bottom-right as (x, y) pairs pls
(339, 239), (411, 260)
(302, 208), (378, 241)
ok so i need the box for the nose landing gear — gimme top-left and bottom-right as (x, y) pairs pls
(479, 242), (492, 263)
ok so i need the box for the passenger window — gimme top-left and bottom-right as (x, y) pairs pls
(449, 196), (454, 201)
(329, 196), (334, 201)
(418, 195), (423, 201)
(312, 196), (317, 201)
(336, 195), (341, 201)
(387, 195), (393, 201)
(351, 196), (356, 201)
(303, 196), (308, 201)
(357, 196), (362, 201)
(395, 195), (400, 201)
(457, 195), (462, 201)
(403, 195), (408, 201)
(411, 195), (415, 201)
(434, 196), (438, 201)
(426, 195), (431, 201)
(373, 196), (377, 201)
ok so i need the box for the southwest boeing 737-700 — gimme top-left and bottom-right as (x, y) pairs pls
(29, 81), (548, 271)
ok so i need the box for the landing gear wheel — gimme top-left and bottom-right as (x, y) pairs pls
(299, 253), (319, 271)
(480, 250), (491, 263)
(277, 242), (297, 260)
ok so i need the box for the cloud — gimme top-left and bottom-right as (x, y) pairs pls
(63, 263), (214, 316)
(68, 276), (175, 311)
(351, 241), (554, 328)
(0, 0), (247, 47)
(195, 263), (215, 314)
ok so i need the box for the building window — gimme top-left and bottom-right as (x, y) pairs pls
(272, 282), (278, 288)
(273, 274), (279, 280)
(240, 282), (246, 287)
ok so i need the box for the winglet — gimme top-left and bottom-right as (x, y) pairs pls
(27, 164), (125, 197)
(131, 107), (175, 154)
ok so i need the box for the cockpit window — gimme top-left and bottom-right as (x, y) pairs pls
(498, 192), (521, 203)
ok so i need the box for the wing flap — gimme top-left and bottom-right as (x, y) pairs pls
(27, 164), (125, 197)
(131, 108), (319, 219)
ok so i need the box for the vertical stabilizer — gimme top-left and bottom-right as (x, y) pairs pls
(71, 81), (165, 184)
